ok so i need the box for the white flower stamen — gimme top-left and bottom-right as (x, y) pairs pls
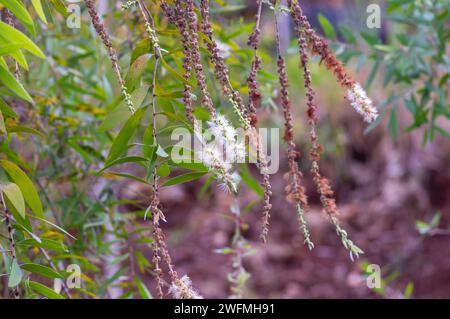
(346, 83), (378, 123)
(169, 275), (203, 299)
(195, 114), (244, 193)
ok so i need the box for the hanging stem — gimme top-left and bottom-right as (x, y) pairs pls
(199, 0), (273, 242)
(84, 0), (135, 113)
(246, 0), (263, 127)
(0, 192), (20, 299)
(274, 11), (314, 250)
(288, 0), (363, 260)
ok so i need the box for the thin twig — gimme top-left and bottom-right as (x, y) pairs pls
(0, 192), (20, 299)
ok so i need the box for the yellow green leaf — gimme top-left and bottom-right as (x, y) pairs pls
(0, 160), (43, 217)
(1, 182), (25, 218)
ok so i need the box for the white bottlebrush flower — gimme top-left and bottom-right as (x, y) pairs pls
(169, 275), (203, 299)
(208, 114), (246, 163)
(195, 114), (244, 194)
(199, 142), (232, 172)
(346, 83), (378, 123)
(208, 114), (236, 144)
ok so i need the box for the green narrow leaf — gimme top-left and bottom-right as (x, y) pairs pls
(29, 281), (65, 299)
(163, 171), (207, 187)
(0, 63), (32, 102)
(434, 125), (450, 139)
(339, 24), (356, 44)
(103, 171), (149, 185)
(134, 276), (152, 299)
(361, 31), (379, 45)
(1, 182), (25, 218)
(8, 259), (22, 287)
(239, 164), (264, 197)
(0, 160), (43, 217)
(18, 238), (68, 253)
(365, 60), (380, 90)
(21, 263), (63, 279)
(403, 282), (414, 299)
(388, 109), (399, 141)
(0, 98), (18, 118)
(0, 110), (6, 135)
(318, 14), (336, 40)
(6, 125), (45, 137)
(142, 124), (154, 158)
(6, 48), (29, 70)
(14, 223), (41, 243)
(0, 43), (25, 56)
(29, 215), (77, 240)
(49, 0), (69, 18)
(0, 0), (36, 36)
(98, 156), (148, 173)
(98, 85), (149, 132)
(106, 107), (146, 164)
(0, 21), (45, 58)
(160, 56), (193, 86)
(125, 54), (150, 90)
(31, 0), (48, 24)
(130, 39), (153, 65)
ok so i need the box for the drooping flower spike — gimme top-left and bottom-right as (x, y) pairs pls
(121, 0), (202, 298)
(274, 12), (314, 250)
(246, 0), (263, 128)
(287, 0), (364, 259)
(199, 0), (273, 242)
(85, 0), (135, 113)
(287, 0), (378, 124)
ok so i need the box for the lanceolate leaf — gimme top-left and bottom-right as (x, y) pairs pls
(0, 63), (32, 102)
(163, 171), (207, 187)
(102, 171), (150, 185)
(0, 98), (18, 118)
(98, 156), (148, 173)
(0, 160), (43, 217)
(8, 259), (22, 288)
(1, 182), (26, 218)
(7, 125), (45, 137)
(0, 0), (36, 36)
(0, 43), (25, 56)
(29, 281), (65, 299)
(106, 107), (146, 164)
(6, 48), (29, 70)
(318, 14), (336, 40)
(0, 21), (45, 58)
(99, 85), (149, 132)
(134, 276), (152, 299)
(31, 0), (48, 24)
(18, 238), (68, 253)
(21, 263), (63, 279)
(0, 111), (6, 135)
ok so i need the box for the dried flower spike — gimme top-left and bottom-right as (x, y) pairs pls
(275, 13), (314, 250)
(288, 0), (363, 259)
(134, 1), (201, 298)
(84, 0), (135, 113)
(199, 0), (273, 242)
(246, 0), (263, 127)
(287, 0), (377, 123)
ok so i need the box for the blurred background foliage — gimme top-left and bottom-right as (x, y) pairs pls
(0, 0), (448, 298)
